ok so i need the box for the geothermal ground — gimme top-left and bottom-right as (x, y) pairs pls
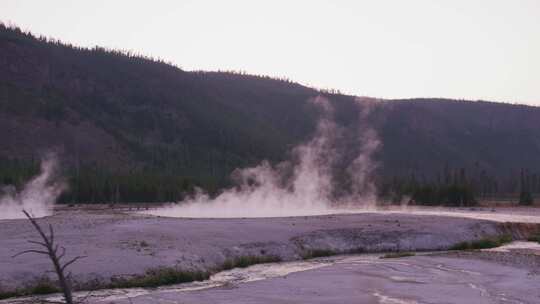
(1, 206), (540, 303)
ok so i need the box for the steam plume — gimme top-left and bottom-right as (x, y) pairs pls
(343, 97), (381, 206)
(147, 96), (381, 218)
(0, 154), (66, 220)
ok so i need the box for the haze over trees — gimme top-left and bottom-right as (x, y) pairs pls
(1, 23), (539, 206)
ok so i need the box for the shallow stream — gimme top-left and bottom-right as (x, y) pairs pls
(3, 254), (381, 303)
(6, 241), (540, 304)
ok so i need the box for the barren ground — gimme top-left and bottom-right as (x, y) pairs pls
(1, 206), (540, 303)
(86, 250), (540, 304)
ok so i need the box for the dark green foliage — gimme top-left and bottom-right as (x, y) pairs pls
(519, 190), (534, 205)
(380, 252), (415, 259)
(0, 157), (39, 189)
(0, 156), (201, 204)
(58, 165), (199, 204)
(0, 278), (59, 300)
(220, 255), (282, 270)
(526, 233), (540, 243)
(380, 167), (477, 206)
(0, 291), (18, 300)
(450, 234), (512, 250)
(29, 278), (60, 295)
(519, 169), (534, 205)
(301, 249), (337, 260)
(109, 268), (210, 288)
(345, 248), (365, 254)
(411, 184), (476, 206)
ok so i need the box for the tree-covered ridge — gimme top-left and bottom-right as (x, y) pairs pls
(1, 23), (540, 205)
(0, 23), (321, 171)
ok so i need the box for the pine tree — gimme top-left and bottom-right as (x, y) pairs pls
(519, 169), (533, 205)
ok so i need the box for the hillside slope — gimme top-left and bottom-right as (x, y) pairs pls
(1, 24), (540, 202)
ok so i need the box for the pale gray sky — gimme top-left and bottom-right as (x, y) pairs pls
(1, 0), (539, 105)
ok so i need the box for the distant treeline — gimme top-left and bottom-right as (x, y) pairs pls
(378, 166), (538, 206)
(59, 166), (200, 204)
(0, 157), (537, 206)
(0, 157), (201, 204)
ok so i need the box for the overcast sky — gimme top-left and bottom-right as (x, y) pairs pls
(1, 0), (539, 105)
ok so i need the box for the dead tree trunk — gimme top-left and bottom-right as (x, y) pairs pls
(13, 210), (85, 304)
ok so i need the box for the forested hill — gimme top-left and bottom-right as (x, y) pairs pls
(1, 24), (540, 203)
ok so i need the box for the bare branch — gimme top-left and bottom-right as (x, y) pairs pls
(58, 246), (66, 260)
(12, 249), (50, 258)
(49, 223), (55, 246)
(27, 240), (48, 248)
(22, 210), (50, 247)
(62, 256), (87, 272)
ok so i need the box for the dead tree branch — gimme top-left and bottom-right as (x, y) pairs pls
(12, 210), (86, 304)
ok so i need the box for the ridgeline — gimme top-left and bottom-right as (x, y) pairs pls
(1, 24), (540, 205)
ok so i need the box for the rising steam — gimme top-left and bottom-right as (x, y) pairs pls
(344, 98), (381, 207)
(147, 96), (381, 218)
(0, 154), (66, 220)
